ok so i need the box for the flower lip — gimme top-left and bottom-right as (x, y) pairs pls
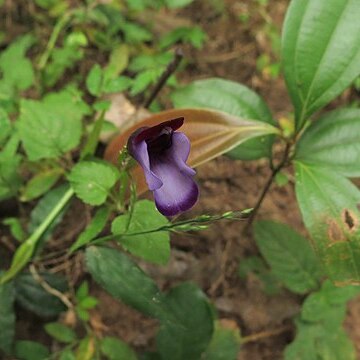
(132, 117), (184, 144)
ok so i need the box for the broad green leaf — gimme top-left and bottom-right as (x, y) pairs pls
(170, 78), (275, 160)
(301, 280), (360, 324)
(286, 280), (359, 360)
(282, 0), (360, 130)
(203, 321), (241, 360)
(17, 87), (90, 161)
(44, 322), (76, 343)
(156, 282), (214, 360)
(285, 321), (356, 360)
(86, 246), (169, 319)
(0, 34), (35, 91)
(100, 337), (137, 360)
(254, 221), (322, 293)
(0, 281), (15, 354)
(68, 160), (120, 205)
(0, 108), (11, 145)
(295, 162), (360, 284)
(111, 200), (170, 264)
(14, 341), (49, 360)
(104, 108), (279, 195)
(15, 272), (67, 317)
(295, 109), (360, 177)
(0, 154), (22, 200)
(20, 168), (63, 201)
(103, 76), (132, 94)
(86, 64), (103, 96)
(70, 207), (110, 253)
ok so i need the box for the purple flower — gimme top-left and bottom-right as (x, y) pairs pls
(127, 117), (199, 216)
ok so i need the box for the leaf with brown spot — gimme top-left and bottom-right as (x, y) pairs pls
(295, 162), (360, 285)
(104, 108), (279, 194)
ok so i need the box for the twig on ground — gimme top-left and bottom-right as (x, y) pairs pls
(29, 264), (74, 310)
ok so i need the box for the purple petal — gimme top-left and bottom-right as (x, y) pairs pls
(130, 139), (162, 191)
(150, 132), (198, 216)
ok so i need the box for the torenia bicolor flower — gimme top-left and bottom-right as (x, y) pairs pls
(127, 117), (198, 216)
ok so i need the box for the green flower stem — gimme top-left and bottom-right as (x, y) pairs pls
(0, 187), (74, 284)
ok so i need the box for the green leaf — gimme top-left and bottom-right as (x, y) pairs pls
(0, 108), (11, 145)
(0, 34), (35, 91)
(17, 87), (90, 161)
(103, 76), (132, 94)
(282, 0), (360, 131)
(86, 64), (103, 96)
(170, 78), (274, 160)
(68, 160), (120, 205)
(285, 321), (356, 360)
(159, 26), (206, 50)
(203, 321), (241, 360)
(301, 280), (360, 324)
(44, 322), (76, 343)
(103, 44), (129, 80)
(2, 217), (26, 242)
(59, 349), (76, 360)
(15, 272), (67, 317)
(121, 22), (152, 44)
(70, 207), (110, 252)
(238, 256), (281, 295)
(111, 200), (170, 265)
(14, 341), (49, 360)
(156, 282), (214, 360)
(20, 168), (63, 201)
(86, 246), (169, 319)
(43, 44), (84, 88)
(254, 221), (322, 294)
(0, 154), (22, 201)
(0, 281), (15, 354)
(100, 337), (137, 360)
(295, 108), (360, 177)
(295, 162), (360, 285)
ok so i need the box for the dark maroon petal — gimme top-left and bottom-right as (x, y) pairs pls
(133, 117), (184, 144)
(149, 132), (198, 216)
(129, 139), (163, 191)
